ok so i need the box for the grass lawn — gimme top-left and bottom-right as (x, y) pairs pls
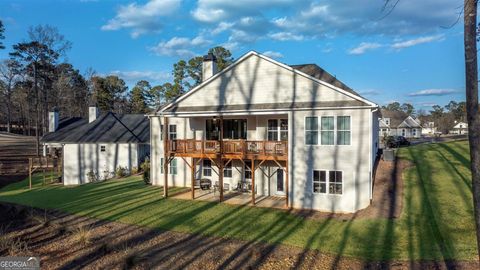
(0, 140), (477, 261)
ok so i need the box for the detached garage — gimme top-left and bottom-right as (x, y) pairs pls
(41, 107), (150, 185)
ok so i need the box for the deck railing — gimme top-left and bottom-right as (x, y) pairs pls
(168, 139), (287, 157)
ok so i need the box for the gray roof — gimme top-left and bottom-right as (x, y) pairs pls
(290, 64), (362, 97)
(41, 113), (149, 144)
(380, 110), (408, 127)
(164, 100), (367, 113)
(41, 117), (88, 143)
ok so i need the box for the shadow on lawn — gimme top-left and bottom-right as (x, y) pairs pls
(1, 141), (477, 269)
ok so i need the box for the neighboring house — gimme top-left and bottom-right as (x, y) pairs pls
(41, 107), (150, 185)
(421, 121), (437, 135)
(450, 121), (469, 134)
(150, 51), (379, 213)
(378, 110), (421, 138)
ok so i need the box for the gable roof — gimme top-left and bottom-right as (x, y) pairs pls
(157, 51), (377, 115)
(41, 117), (88, 143)
(380, 109), (407, 127)
(290, 64), (361, 97)
(41, 112), (149, 144)
(398, 116), (422, 128)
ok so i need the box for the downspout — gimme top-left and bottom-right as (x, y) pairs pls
(369, 106), (379, 203)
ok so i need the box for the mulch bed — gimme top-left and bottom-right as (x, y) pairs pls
(0, 202), (478, 270)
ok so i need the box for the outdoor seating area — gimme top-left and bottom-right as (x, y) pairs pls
(172, 187), (287, 209)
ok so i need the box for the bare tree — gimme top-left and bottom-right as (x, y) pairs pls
(464, 0), (480, 261)
(0, 60), (21, 133)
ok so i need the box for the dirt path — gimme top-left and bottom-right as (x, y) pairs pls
(0, 203), (477, 270)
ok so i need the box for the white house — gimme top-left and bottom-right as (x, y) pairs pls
(149, 51), (380, 213)
(421, 121), (437, 135)
(41, 107), (150, 185)
(378, 110), (422, 138)
(451, 121), (469, 134)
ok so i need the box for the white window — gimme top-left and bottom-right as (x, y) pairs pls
(203, 159), (212, 177)
(169, 158), (177, 175)
(313, 170), (327, 194)
(244, 163), (252, 179)
(224, 162), (232, 178)
(160, 158), (177, 175)
(268, 119), (288, 141)
(385, 118), (390, 125)
(313, 170), (343, 195)
(337, 116), (351, 145)
(412, 128), (417, 136)
(402, 129), (406, 136)
(160, 124), (163, 140)
(321, 116), (335, 145)
(328, 171), (343, 195)
(169, 125), (177, 140)
(305, 117), (318, 145)
(100, 145), (106, 152)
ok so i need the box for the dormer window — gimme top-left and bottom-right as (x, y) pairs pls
(384, 118), (390, 126)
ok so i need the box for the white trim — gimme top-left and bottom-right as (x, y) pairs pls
(160, 105), (376, 117)
(157, 50), (378, 114)
(304, 116), (319, 146)
(312, 169), (344, 196)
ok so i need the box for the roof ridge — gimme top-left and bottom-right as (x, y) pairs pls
(110, 112), (142, 142)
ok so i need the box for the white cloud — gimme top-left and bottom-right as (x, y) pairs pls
(269, 32), (304, 41)
(263, 51), (284, 59)
(391, 34), (445, 50)
(191, 0), (299, 23)
(101, 0), (180, 38)
(149, 36), (212, 57)
(109, 70), (171, 83)
(359, 89), (382, 96)
(408, 89), (459, 97)
(348, 42), (382, 55)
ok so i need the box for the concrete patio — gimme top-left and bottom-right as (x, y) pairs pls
(171, 188), (287, 209)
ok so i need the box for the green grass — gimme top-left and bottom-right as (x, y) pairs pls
(0, 140), (477, 261)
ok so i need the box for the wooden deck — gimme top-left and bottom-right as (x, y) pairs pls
(161, 116), (289, 208)
(167, 139), (287, 161)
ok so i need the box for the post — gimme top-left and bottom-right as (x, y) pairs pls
(42, 158), (46, 185)
(285, 160), (289, 208)
(29, 158), (32, 189)
(163, 117), (169, 198)
(219, 116), (224, 202)
(191, 157), (195, 200)
(251, 159), (255, 205)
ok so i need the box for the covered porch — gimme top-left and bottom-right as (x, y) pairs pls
(171, 188), (287, 209)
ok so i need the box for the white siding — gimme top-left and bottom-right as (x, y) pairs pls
(63, 143), (142, 185)
(176, 54), (357, 109)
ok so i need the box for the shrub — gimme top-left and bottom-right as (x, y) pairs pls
(115, 166), (129, 178)
(123, 248), (148, 270)
(141, 158), (150, 185)
(131, 166), (139, 175)
(72, 225), (92, 246)
(29, 210), (50, 228)
(87, 170), (99, 182)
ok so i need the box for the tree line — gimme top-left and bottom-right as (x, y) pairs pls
(382, 101), (467, 134)
(0, 21), (233, 151)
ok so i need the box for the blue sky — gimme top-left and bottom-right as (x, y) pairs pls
(0, 0), (466, 109)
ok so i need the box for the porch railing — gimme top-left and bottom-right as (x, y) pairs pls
(168, 139), (287, 157)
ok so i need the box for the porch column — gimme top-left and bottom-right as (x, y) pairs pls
(285, 160), (289, 208)
(163, 117), (169, 198)
(219, 116), (224, 202)
(251, 159), (255, 205)
(191, 157), (195, 200)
